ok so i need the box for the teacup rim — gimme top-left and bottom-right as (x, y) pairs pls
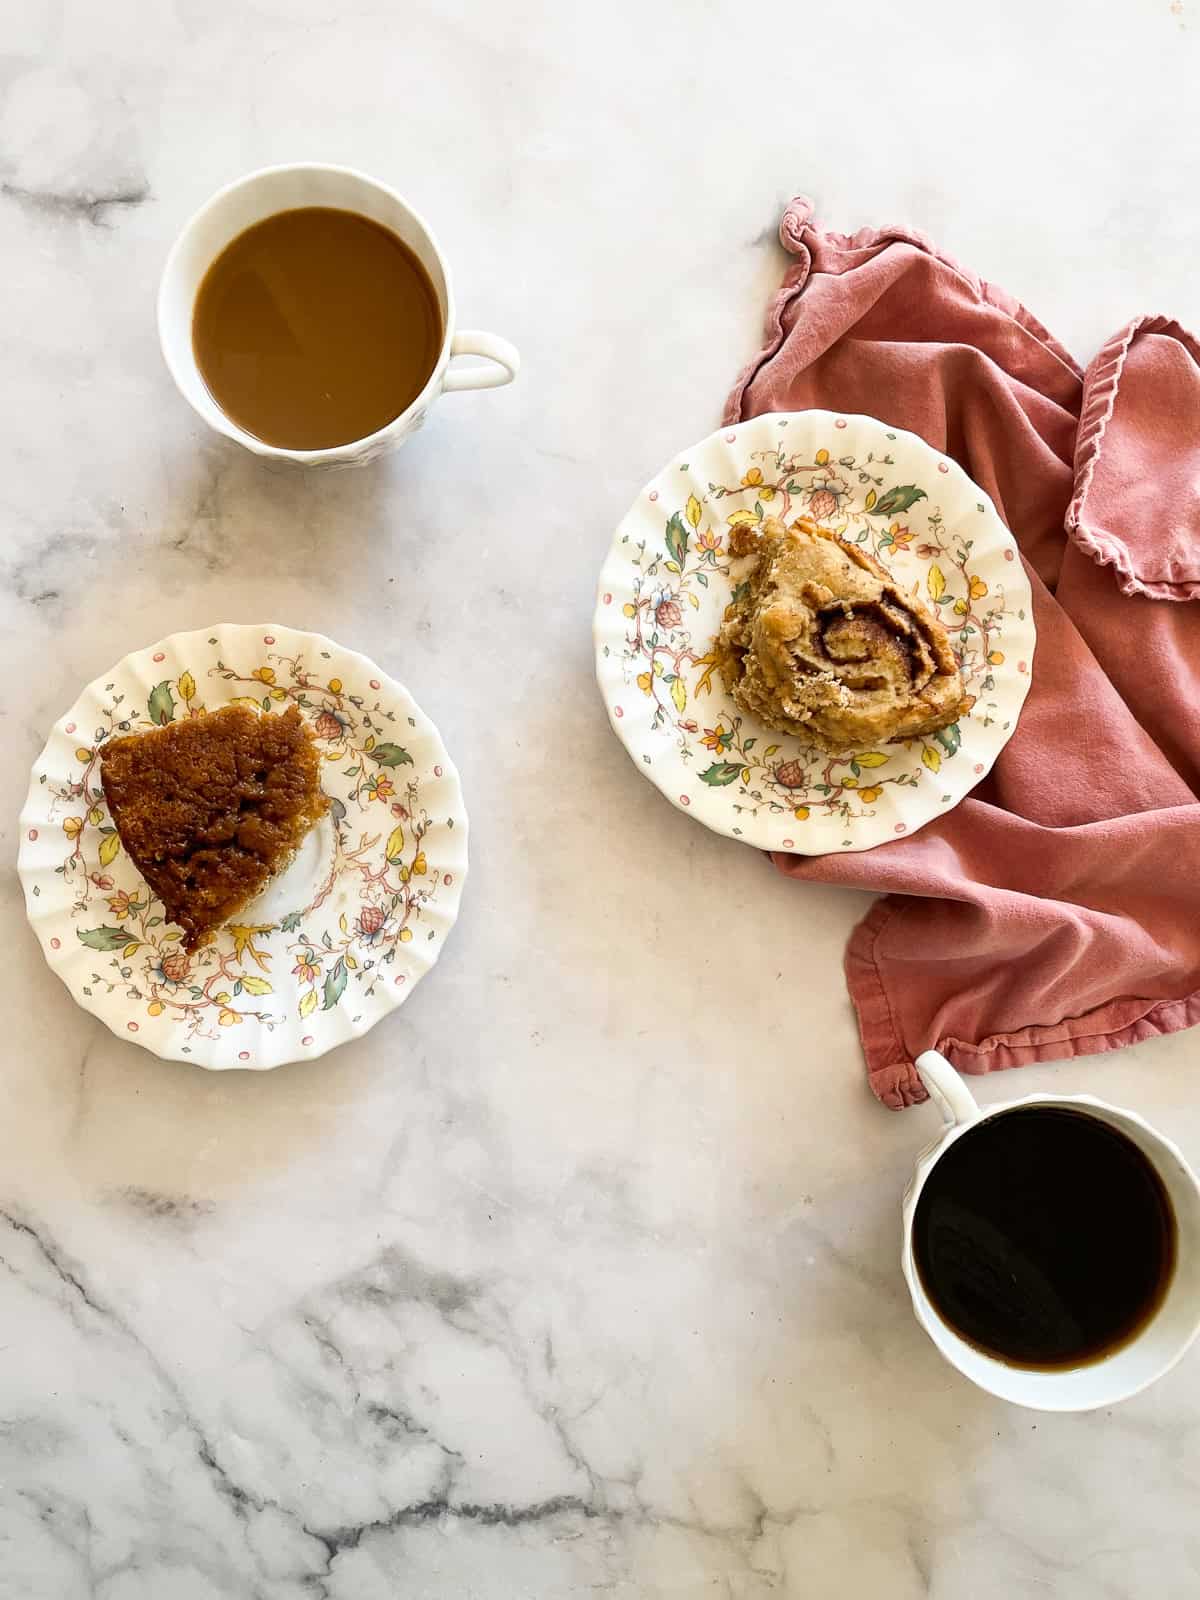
(156, 160), (458, 464)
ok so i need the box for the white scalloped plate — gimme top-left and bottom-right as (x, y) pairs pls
(18, 624), (468, 1069)
(594, 412), (1035, 854)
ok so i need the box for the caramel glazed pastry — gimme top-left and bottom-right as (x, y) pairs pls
(715, 516), (970, 752)
(99, 704), (328, 951)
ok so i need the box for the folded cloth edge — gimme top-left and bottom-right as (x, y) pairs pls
(724, 195), (1083, 430)
(847, 898), (1200, 1109)
(1066, 313), (1200, 602)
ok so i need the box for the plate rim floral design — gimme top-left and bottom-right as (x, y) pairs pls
(593, 411), (1036, 854)
(18, 623), (469, 1070)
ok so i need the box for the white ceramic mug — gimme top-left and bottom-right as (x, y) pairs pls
(903, 1051), (1200, 1410)
(157, 163), (519, 466)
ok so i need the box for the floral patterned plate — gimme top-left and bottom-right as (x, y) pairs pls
(18, 625), (468, 1069)
(594, 412), (1035, 854)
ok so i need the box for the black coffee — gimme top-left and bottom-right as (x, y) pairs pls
(913, 1107), (1176, 1369)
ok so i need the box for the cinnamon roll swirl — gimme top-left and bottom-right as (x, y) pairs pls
(715, 517), (969, 752)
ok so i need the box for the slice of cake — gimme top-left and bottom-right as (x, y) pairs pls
(99, 704), (328, 950)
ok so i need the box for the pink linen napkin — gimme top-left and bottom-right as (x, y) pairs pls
(727, 198), (1200, 1108)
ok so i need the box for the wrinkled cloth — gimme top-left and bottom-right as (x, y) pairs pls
(726, 197), (1200, 1108)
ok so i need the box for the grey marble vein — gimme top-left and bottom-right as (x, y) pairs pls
(1, 181), (149, 227)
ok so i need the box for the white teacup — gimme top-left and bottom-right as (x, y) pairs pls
(157, 163), (519, 466)
(903, 1051), (1200, 1410)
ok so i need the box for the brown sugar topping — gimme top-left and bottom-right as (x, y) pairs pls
(99, 704), (328, 950)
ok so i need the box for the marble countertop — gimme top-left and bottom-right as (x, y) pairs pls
(4, 2), (1200, 1595)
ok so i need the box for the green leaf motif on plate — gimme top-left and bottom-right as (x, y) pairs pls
(147, 681), (175, 725)
(322, 957), (348, 1011)
(664, 511), (689, 567)
(699, 761), (744, 787)
(77, 925), (133, 951)
(368, 743), (414, 769)
(934, 722), (962, 757)
(867, 484), (927, 517)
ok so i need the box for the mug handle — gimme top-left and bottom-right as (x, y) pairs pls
(915, 1050), (980, 1130)
(443, 330), (520, 393)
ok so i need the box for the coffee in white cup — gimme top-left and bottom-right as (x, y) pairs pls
(903, 1051), (1200, 1410)
(158, 163), (519, 466)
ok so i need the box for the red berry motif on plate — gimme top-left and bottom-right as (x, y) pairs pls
(774, 760), (808, 790)
(160, 950), (191, 983)
(313, 710), (344, 742)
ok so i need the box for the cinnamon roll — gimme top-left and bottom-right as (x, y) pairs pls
(715, 517), (969, 751)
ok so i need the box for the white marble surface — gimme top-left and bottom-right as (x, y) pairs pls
(2, 1), (1200, 1595)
